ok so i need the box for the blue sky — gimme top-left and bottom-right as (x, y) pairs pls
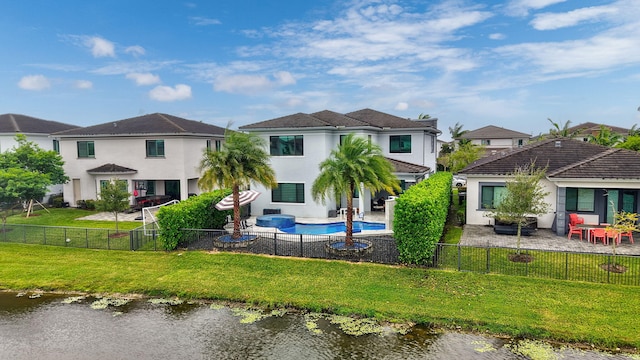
(2, 0), (639, 140)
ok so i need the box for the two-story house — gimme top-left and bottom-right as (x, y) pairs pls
(0, 113), (79, 200)
(458, 125), (531, 156)
(239, 108), (441, 218)
(54, 113), (225, 206)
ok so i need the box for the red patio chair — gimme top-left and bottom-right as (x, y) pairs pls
(567, 223), (583, 240)
(589, 228), (607, 245)
(605, 229), (620, 245)
(569, 213), (584, 226)
(619, 231), (634, 244)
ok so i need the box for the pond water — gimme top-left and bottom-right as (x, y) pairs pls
(0, 292), (633, 360)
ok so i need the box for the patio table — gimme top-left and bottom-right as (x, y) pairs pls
(578, 223), (609, 243)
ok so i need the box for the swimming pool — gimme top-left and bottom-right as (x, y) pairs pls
(279, 221), (385, 235)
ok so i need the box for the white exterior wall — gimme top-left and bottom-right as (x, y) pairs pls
(465, 175), (557, 229)
(60, 135), (212, 205)
(249, 128), (438, 218)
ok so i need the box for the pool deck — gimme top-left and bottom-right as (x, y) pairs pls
(242, 211), (391, 236)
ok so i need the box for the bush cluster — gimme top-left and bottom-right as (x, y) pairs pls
(156, 190), (231, 250)
(393, 172), (452, 264)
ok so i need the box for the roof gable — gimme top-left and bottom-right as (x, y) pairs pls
(345, 108), (432, 129)
(0, 113), (79, 134)
(548, 148), (640, 179)
(239, 113), (332, 129)
(55, 113), (225, 136)
(460, 125), (530, 140)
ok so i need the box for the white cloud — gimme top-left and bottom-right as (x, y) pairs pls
(125, 45), (146, 57)
(395, 102), (409, 111)
(531, 6), (618, 30)
(213, 71), (296, 95)
(85, 36), (115, 58)
(126, 72), (161, 86)
(18, 75), (51, 90)
(189, 17), (222, 26)
(489, 33), (506, 40)
(74, 80), (93, 89)
(149, 84), (192, 101)
(505, 0), (567, 16)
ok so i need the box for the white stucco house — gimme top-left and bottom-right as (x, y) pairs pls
(53, 113), (225, 207)
(459, 138), (640, 235)
(238, 109), (441, 218)
(0, 113), (79, 201)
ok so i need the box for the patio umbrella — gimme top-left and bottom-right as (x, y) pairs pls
(215, 189), (261, 211)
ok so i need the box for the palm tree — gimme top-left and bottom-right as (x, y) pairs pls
(547, 118), (578, 138)
(449, 122), (469, 146)
(199, 130), (277, 239)
(587, 125), (622, 147)
(312, 133), (401, 246)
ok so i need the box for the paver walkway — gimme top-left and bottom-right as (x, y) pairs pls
(461, 224), (639, 255)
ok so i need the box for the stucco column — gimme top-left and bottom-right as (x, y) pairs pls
(556, 187), (567, 236)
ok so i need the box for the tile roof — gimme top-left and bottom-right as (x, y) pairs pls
(0, 113), (79, 134)
(459, 125), (531, 139)
(87, 163), (137, 174)
(461, 138), (640, 180)
(239, 108), (439, 132)
(567, 122), (630, 136)
(386, 158), (431, 174)
(55, 113), (226, 136)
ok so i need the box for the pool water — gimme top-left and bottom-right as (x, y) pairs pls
(279, 221), (385, 235)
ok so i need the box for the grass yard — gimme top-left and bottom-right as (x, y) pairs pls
(0, 242), (638, 351)
(4, 208), (141, 230)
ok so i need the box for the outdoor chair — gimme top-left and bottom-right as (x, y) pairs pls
(619, 231), (634, 244)
(605, 229), (620, 245)
(589, 228), (607, 245)
(567, 223), (583, 240)
(568, 213), (584, 226)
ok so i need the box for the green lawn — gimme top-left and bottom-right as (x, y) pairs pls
(0, 242), (638, 351)
(4, 208), (141, 230)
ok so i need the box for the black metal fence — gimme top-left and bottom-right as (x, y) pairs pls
(3, 223), (639, 285)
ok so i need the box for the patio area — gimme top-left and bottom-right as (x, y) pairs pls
(460, 224), (640, 255)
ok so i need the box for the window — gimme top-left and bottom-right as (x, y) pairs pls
(566, 188), (595, 212)
(146, 140), (165, 157)
(480, 185), (506, 209)
(517, 139), (524, 147)
(77, 141), (95, 158)
(270, 135), (303, 156)
(389, 135), (411, 153)
(207, 139), (221, 151)
(272, 183), (305, 203)
(100, 179), (128, 191)
(339, 135), (347, 146)
(481, 139), (491, 145)
(52, 139), (60, 153)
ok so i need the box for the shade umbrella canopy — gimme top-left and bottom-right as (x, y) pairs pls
(215, 190), (261, 211)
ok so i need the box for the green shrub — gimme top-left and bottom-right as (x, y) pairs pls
(84, 199), (96, 210)
(51, 196), (64, 208)
(393, 172), (452, 264)
(156, 190), (231, 250)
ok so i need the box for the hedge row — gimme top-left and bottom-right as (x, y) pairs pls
(393, 172), (452, 264)
(157, 190), (231, 250)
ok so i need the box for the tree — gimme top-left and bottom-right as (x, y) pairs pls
(587, 125), (622, 147)
(447, 142), (484, 173)
(0, 134), (66, 218)
(547, 118), (579, 138)
(0, 168), (50, 226)
(95, 179), (131, 233)
(312, 133), (401, 246)
(199, 130), (277, 239)
(487, 162), (550, 254)
(616, 135), (640, 151)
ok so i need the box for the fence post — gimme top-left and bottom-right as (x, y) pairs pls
(273, 233), (277, 255)
(153, 230), (157, 251)
(86, 228), (89, 248)
(23, 225), (26, 243)
(486, 247), (490, 273)
(299, 234), (303, 257)
(607, 255), (611, 284)
(457, 245), (461, 271)
(129, 230), (134, 251)
(43, 227), (46, 245)
(565, 252), (569, 280)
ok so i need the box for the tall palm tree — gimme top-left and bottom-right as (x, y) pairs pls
(199, 130), (277, 239)
(547, 118), (578, 138)
(312, 133), (401, 246)
(449, 122), (469, 146)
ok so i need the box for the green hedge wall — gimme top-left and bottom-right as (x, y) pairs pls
(157, 190), (231, 250)
(393, 172), (452, 264)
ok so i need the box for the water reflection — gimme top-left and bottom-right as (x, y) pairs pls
(0, 292), (632, 360)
